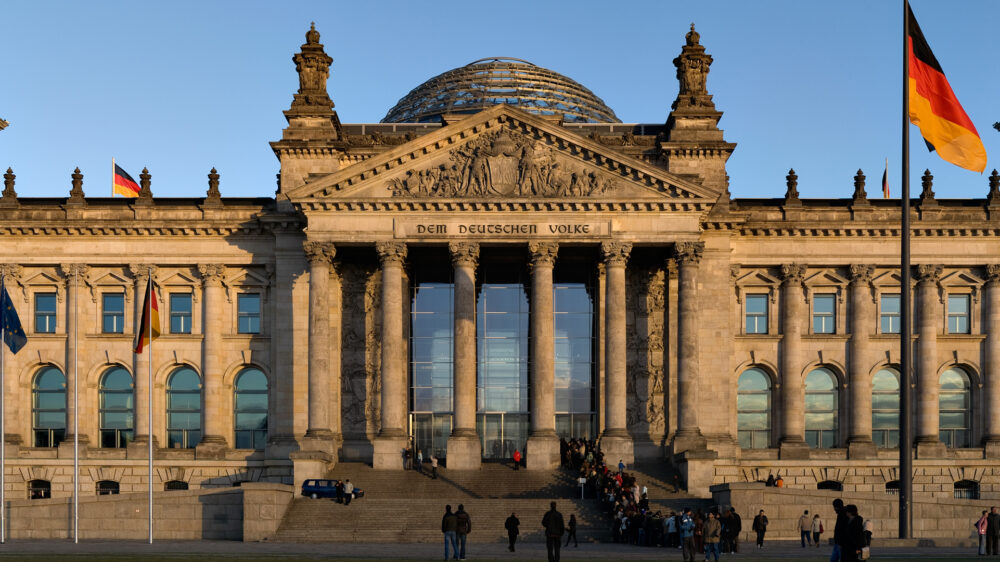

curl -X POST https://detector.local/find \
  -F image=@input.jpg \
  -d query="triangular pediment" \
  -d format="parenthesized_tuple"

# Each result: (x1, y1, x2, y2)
(940, 270, 984, 288)
(285, 105, 717, 205)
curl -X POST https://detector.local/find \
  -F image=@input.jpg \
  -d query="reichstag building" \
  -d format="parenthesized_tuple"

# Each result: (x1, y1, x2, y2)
(1, 23, 999, 499)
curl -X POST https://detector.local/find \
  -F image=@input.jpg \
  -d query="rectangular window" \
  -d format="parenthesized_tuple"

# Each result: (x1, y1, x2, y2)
(813, 294, 836, 334)
(947, 294, 970, 334)
(170, 293, 192, 334)
(880, 294, 901, 334)
(102, 293, 125, 334)
(745, 294, 768, 334)
(237, 293, 260, 334)
(34, 293, 57, 333)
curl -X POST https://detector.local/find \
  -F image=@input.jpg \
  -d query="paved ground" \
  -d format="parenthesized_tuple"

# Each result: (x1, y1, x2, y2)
(0, 540, 985, 560)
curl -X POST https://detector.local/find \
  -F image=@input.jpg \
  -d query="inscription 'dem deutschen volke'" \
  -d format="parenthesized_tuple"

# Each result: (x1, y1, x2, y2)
(394, 220, 611, 239)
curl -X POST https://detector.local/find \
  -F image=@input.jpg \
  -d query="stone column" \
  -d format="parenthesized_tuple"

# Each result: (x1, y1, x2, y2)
(915, 264, 947, 457)
(672, 241, 707, 454)
(59, 263, 90, 457)
(447, 242, 481, 470)
(984, 265, 1000, 457)
(196, 263, 227, 458)
(778, 263, 809, 458)
(302, 241, 336, 454)
(0, 264, 23, 451)
(601, 241, 633, 465)
(846, 264, 877, 458)
(127, 264, 158, 457)
(526, 242, 559, 469)
(373, 241, 407, 469)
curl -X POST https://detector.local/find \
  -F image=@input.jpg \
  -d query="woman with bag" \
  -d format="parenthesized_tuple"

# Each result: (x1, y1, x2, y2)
(811, 513, 823, 548)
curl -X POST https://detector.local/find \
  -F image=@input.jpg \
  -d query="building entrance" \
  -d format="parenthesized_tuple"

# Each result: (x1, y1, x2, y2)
(410, 413, 451, 461)
(477, 412, 528, 461)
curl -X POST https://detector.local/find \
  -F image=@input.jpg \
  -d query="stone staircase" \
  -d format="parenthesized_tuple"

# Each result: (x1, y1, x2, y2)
(273, 461, 714, 543)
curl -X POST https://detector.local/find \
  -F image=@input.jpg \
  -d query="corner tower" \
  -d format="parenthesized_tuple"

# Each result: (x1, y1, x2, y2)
(659, 25, 736, 194)
(271, 23, 345, 198)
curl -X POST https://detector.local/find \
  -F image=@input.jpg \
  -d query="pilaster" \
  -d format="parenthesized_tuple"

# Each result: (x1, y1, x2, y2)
(985, 265, 1000, 457)
(127, 263, 159, 458)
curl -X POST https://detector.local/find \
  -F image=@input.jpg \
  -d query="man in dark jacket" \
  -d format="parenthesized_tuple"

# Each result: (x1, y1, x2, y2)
(542, 501, 565, 562)
(456, 504, 472, 560)
(751, 510, 768, 548)
(505, 512, 520, 552)
(988, 506, 1000, 555)
(832, 498, 848, 561)
(442, 505, 459, 561)
(728, 507, 742, 553)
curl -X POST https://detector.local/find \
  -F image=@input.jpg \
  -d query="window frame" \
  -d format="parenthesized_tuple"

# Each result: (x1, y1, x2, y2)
(236, 293, 261, 335)
(736, 368, 772, 449)
(939, 367, 972, 448)
(166, 367, 202, 449)
(98, 367, 134, 449)
(804, 368, 839, 449)
(811, 293, 837, 335)
(169, 292, 193, 334)
(101, 292, 126, 334)
(946, 294, 971, 334)
(744, 294, 769, 335)
(871, 368, 901, 449)
(31, 366, 66, 448)
(234, 368, 268, 450)
(879, 293, 901, 335)
(33, 292, 57, 334)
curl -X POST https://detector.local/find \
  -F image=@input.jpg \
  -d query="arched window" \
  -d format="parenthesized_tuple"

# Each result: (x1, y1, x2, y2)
(954, 480, 980, 500)
(872, 368, 900, 448)
(885, 480, 900, 495)
(805, 368, 839, 448)
(167, 367, 202, 449)
(817, 480, 843, 491)
(32, 366, 66, 448)
(164, 480, 189, 491)
(96, 480, 120, 495)
(737, 368, 771, 449)
(99, 367, 134, 448)
(28, 479, 51, 499)
(939, 367, 971, 448)
(234, 368, 268, 450)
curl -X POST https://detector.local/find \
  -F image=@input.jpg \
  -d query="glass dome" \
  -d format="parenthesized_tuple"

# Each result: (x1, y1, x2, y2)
(382, 57, 620, 124)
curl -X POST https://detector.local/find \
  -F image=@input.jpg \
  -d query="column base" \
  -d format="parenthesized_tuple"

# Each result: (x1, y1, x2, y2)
(446, 434, 482, 470)
(526, 433, 559, 470)
(847, 438, 878, 460)
(670, 429, 708, 456)
(266, 433, 300, 460)
(3, 433, 21, 458)
(372, 435, 408, 470)
(301, 429, 337, 457)
(676, 449, 719, 497)
(57, 435, 89, 459)
(778, 438, 811, 460)
(126, 435, 160, 459)
(600, 431, 634, 466)
(289, 449, 333, 490)
(914, 438, 948, 459)
(195, 435, 229, 460)
(984, 436, 1000, 459)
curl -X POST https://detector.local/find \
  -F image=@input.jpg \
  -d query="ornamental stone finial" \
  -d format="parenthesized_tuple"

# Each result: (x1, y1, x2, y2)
(672, 22, 714, 110)
(448, 242, 480, 268)
(0, 167, 16, 208)
(527, 242, 558, 267)
(987, 169, 1000, 206)
(919, 169, 936, 206)
(291, 23, 335, 112)
(67, 167, 86, 206)
(852, 169, 868, 204)
(673, 241, 704, 265)
(780, 263, 806, 285)
(784, 168, 801, 206)
(600, 241, 632, 266)
(302, 241, 336, 266)
(205, 167, 222, 205)
(375, 241, 407, 265)
(136, 167, 154, 205)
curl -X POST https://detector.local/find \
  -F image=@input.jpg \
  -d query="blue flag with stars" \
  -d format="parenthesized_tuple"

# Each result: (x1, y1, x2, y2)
(1, 279, 27, 354)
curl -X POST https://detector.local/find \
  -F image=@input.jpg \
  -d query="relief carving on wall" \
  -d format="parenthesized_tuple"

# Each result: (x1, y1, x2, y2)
(340, 263, 381, 441)
(626, 264, 666, 440)
(387, 128, 615, 198)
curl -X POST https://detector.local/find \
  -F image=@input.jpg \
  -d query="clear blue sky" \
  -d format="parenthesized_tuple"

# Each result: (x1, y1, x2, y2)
(2, 0, 997, 199)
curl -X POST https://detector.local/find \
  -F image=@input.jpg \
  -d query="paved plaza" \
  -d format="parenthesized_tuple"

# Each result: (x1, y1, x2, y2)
(0, 539, 983, 560)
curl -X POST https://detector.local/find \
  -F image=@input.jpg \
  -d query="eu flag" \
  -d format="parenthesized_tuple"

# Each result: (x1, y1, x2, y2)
(1, 280, 27, 354)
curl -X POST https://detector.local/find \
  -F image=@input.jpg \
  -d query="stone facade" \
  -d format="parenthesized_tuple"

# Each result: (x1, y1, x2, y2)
(1, 24, 1000, 503)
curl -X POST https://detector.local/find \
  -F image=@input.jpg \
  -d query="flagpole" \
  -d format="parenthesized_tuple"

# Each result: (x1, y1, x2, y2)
(73, 270, 79, 544)
(899, 0, 914, 540)
(111, 158, 115, 198)
(147, 268, 153, 545)
(1, 279, 6, 545)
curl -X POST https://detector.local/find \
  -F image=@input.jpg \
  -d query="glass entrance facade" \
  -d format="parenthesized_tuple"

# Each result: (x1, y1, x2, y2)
(554, 262, 597, 439)
(409, 258, 454, 460)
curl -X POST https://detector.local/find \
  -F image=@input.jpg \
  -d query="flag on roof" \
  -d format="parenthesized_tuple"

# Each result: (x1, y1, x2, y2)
(113, 164, 141, 197)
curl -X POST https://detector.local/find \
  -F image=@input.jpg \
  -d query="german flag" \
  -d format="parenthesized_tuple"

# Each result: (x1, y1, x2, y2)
(134, 278, 160, 354)
(113, 164, 141, 197)
(907, 5, 986, 172)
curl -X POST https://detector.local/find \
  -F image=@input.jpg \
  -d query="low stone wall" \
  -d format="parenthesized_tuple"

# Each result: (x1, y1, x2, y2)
(712, 482, 992, 542)
(241, 482, 295, 541)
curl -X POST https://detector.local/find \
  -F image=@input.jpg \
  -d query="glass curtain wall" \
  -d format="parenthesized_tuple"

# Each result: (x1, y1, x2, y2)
(553, 261, 596, 439)
(409, 255, 454, 460)
(477, 260, 529, 460)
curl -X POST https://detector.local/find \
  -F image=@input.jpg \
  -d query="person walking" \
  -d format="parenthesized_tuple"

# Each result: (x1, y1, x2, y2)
(703, 511, 721, 562)
(513, 449, 521, 471)
(431, 454, 439, 479)
(728, 507, 742, 553)
(442, 505, 459, 561)
(811, 513, 823, 548)
(832, 498, 848, 562)
(976, 510, 989, 555)
(343, 479, 354, 506)
(618, 459, 625, 473)
(455, 503, 472, 560)
(842, 504, 867, 562)
(988, 506, 1000, 556)
(564, 514, 578, 547)
(679, 508, 696, 562)
(416, 449, 424, 474)
(798, 510, 812, 547)
(505, 512, 520, 552)
(751, 509, 768, 549)
(542, 501, 565, 562)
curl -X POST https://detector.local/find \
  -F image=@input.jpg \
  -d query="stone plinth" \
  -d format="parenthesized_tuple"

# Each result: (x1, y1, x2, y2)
(601, 433, 634, 466)
(445, 434, 482, 470)
(677, 449, 718, 497)
(372, 436, 407, 470)
(289, 449, 332, 490)
(526, 435, 559, 470)
(847, 439, 878, 460)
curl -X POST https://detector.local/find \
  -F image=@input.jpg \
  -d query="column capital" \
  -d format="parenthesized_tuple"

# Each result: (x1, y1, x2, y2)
(198, 264, 226, 287)
(914, 264, 943, 284)
(601, 241, 632, 266)
(673, 241, 704, 266)
(780, 263, 806, 286)
(375, 241, 407, 265)
(986, 264, 1000, 285)
(528, 241, 558, 267)
(848, 264, 875, 286)
(128, 263, 159, 283)
(59, 263, 90, 283)
(303, 240, 337, 267)
(448, 241, 480, 269)
(0, 263, 22, 284)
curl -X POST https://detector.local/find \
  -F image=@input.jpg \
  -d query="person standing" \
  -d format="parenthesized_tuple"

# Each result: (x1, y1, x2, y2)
(832, 498, 848, 562)
(431, 454, 439, 479)
(442, 505, 459, 561)
(513, 449, 521, 471)
(703, 511, 721, 562)
(798, 510, 812, 547)
(842, 504, 866, 562)
(728, 507, 742, 553)
(987, 506, 1000, 556)
(679, 508, 696, 562)
(618, 459, 625, 473)
(812, 513, 823, 548)
(673, 473, 680, 493)
(455, 504, 472, 560)
(564, 514, 578, 547)
(542, 501, 565, 562)
(765, 473, 775, 487)
(775, 474, 784, 488)
(416, 449, 424, 474)
(343, 479, 354, 506)
(751, 509, 768, 549)
(976, 510, 989, 556)
(505, 512, 520, 552)
(335, 479, 344, 504)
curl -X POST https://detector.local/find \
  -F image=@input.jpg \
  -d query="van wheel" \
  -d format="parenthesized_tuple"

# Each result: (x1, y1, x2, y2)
(311, 493, 318, 499)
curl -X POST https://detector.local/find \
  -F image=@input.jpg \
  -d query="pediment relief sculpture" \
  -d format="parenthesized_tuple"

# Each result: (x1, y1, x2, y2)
(386, 128, 615, 199)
